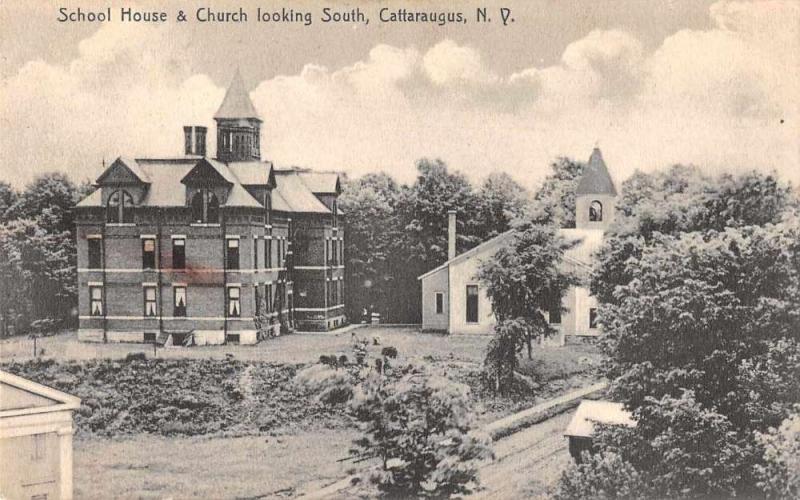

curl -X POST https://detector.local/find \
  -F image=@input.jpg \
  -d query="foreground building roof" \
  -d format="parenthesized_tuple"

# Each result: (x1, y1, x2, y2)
(564, 400, 635, 438)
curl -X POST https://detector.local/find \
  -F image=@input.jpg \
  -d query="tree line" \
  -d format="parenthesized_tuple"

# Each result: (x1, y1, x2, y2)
(0, 174, 92, 336)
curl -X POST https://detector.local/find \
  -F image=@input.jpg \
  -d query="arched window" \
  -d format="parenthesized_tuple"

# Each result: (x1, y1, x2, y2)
(107, 190, 134, 223)
(190, 190, 220, 223)
(589, 200, 603, 222)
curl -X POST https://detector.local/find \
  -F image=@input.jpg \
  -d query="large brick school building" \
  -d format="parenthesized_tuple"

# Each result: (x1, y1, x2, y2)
(73, 71, 345, 345)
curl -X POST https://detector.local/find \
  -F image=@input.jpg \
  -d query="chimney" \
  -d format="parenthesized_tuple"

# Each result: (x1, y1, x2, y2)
(448, 209, 457, 260)
(183, 126, 207, 156)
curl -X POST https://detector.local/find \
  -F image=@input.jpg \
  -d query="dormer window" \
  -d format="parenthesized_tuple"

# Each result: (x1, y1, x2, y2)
(107, 190, 134, 223)
(190, 190, 220, 223)
(589, 200, 603, 222)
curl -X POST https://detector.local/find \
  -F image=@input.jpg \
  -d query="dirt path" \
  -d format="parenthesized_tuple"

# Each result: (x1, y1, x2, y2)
(469, 411, 575, 499)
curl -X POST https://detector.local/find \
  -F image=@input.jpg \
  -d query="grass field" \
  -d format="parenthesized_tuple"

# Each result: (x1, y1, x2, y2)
(2, 327, 604, 498)
(74, 427, 357, 499)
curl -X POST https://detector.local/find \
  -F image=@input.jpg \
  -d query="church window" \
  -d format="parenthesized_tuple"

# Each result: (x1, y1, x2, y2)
(549, 300, 562, 324)
(107, 190, 134, 223)
(435, 292, 444, 314)
(589, 200, 603, 222)
(466, 285, 479, 323)
(589, 308, 599, 329)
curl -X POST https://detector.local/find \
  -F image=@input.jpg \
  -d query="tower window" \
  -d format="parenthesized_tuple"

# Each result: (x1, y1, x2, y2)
(107, 190, 134, 223)
(190, 190, 220, 223)
(589, 200, 603, 222)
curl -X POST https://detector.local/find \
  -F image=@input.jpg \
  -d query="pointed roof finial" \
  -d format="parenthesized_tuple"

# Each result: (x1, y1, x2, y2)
(576, 146, 617, 196)
(214, 68, 261, 121)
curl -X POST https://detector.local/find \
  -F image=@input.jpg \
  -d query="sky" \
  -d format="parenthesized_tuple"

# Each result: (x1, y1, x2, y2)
(0, 0, 797, 190)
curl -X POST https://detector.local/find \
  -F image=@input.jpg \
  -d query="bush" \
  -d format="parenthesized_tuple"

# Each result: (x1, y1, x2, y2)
(294, 364, 354, 405)
(755, 407, 800, 499)
(124, 352, 147, 362)
(380, 346, 398, 359)
(554, 451, 648, 500)
(349, 366, 493, 497)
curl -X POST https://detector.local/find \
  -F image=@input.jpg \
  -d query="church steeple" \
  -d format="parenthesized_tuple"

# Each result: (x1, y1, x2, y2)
(214, 70, 262, 162)
(575, 147, 617, 230)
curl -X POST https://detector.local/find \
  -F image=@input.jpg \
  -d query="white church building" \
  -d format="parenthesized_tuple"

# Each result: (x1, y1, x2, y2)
(418, 147, 617, 344)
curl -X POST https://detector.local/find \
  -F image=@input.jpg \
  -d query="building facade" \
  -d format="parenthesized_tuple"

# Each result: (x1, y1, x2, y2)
(0, 370, 81, 500)
(74, 71, 345, 345)
(419, 147, 617, 344)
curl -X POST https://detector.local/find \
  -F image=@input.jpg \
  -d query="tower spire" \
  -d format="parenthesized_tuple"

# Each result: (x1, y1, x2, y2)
(214, 69, 262, 162)
(214, 69, 261, 121)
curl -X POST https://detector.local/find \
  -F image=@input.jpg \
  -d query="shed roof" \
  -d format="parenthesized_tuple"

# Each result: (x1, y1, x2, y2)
(576, 148, 617, 196)
(564, 400, 635, 438)
(0, 370, 81, 418)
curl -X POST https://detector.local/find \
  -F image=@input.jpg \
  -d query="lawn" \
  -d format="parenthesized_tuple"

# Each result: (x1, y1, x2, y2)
(74, 427, 357, 499)
(1, 326, 604, 498)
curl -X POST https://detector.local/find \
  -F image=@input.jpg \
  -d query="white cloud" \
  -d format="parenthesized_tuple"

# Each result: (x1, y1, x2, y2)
(0, 0, 797, 191)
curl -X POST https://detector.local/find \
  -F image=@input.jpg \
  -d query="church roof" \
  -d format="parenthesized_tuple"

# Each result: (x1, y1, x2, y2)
(214, 69, 261, 121)
(576, 148, 617, 196)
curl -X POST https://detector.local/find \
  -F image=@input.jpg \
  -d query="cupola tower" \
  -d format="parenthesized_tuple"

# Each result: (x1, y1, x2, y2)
(575, 147, 617, 230)
(214, 70, 262, 162)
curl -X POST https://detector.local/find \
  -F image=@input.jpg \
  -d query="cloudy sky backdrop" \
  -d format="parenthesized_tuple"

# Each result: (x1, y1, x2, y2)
(0, 0, 797, 189)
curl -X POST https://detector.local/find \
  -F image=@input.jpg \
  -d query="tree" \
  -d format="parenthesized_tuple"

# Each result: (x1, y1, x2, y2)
(755, 407, 800, 499)
(478, 221, 580, 383)
(340, 173, 402, 322)
(0, 173, 90, 334)
(529, 157, 585, 228)
(0, 181, 18, 223)
(562, 169, 800, 498)
(474, 172, 531, 240)
(349, 366, 493, 497)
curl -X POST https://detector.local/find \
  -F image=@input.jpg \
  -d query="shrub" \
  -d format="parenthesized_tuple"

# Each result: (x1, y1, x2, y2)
(349, 366, 493, 497)
(124, 352, 147, 362)
(554, 451, 648, 500)
(294, 364, 354, 405)
(381, 346, 398, 359)
(755, 407, 800, 499)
